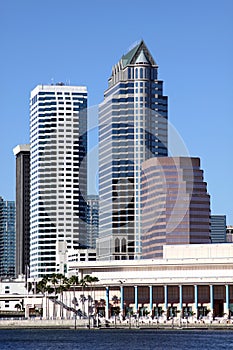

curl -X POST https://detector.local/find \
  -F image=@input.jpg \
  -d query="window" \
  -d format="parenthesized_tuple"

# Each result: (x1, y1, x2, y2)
(140, 68, 143, 79)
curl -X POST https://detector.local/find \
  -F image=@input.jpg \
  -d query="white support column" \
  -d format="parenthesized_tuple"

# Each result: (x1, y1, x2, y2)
(105, 286, 109, 320)
(224, 284, 230, 316)
(134, 286, 138, 313)
(164, 285, 168, 311)
(120, 285, 124, 316)
(149, 286, 153, 314)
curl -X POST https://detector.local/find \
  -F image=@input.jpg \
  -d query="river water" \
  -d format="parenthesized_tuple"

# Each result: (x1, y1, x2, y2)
(1, 329, 233, 349)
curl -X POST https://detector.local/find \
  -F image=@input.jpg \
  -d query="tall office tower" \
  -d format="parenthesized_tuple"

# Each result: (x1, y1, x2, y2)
(0, 197, 16, 277)
(97, 41, 168, 260)
(141, 157, 211, 259)
(86, 195, 99, 248)
(30, 84, 87, 278)
(210, 215, 226, 243)
(13, 144, 30, 277)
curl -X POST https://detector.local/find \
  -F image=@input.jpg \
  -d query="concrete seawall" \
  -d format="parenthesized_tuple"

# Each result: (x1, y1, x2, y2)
(1, 318, 233, 330)
(0, 319, 88, 329)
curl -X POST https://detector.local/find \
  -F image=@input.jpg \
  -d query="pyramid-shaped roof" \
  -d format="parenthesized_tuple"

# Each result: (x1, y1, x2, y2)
(135, 49, 149, 64)
(121, 40, 157, 68)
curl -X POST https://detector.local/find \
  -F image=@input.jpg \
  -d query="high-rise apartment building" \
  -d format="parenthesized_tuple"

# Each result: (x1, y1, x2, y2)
(13, 144, 30, 277)
(141, 157, 211, 258)
(86, 195, 99, 248)
(30, 84, 87, 278)
(97, 41, 168, 260)
(210, 215, 226, 243)
(0, 197, 16, 277)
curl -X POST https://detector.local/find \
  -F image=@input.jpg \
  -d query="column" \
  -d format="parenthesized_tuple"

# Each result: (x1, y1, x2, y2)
(210, 285, 214, 312)
(179, 285, 183, 311)
(194, 285, 198, 317)
(105, 287, 109, 320)
(120, 285, 124, 315)
(225, 284, 230, 316)
(164, 285, 168, 311)
(134, 286, 138, 313)
(149, 286, 153, 314)
(25, 305, 30, 319)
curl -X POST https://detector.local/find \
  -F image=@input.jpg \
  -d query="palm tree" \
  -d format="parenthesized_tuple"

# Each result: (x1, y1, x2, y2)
(97, 298, 106, 317)
(69, 275, 79, 311)
(50, 273, 58, 294)
(79, 294, 87, 315)
(15, 303, 21, 311)
(79, 275, 99, 319)
(36, 276, 50, 295)
(112, 295, 120, 327)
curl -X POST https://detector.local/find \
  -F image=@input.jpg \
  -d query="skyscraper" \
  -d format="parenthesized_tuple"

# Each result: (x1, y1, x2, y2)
(97, 41, 168, 260)
(30, 84, 87, 278)
(0, 197, 16, 277)
(141, 157, 211, 258)
(86, 195, 99, 248)
(13, 144, 30, 277)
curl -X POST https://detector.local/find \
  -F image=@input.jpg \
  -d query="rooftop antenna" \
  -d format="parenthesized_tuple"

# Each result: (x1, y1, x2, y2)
(51, 78, 54, 85)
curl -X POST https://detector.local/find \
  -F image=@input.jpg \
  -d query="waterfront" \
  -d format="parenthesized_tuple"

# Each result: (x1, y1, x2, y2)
(1, 329, 233, 350)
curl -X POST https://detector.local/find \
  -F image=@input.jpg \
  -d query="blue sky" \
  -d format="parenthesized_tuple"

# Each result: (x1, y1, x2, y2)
(0, 0, 232, 223)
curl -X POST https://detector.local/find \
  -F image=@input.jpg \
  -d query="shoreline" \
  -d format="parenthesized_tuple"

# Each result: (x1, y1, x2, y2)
(1, 319, 233, 331)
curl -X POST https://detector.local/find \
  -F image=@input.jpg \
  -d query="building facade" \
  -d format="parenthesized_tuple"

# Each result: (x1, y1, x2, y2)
(97, 40, 168, 260)
(0, 198, 16, 278)
(13, 144, 30, 277)
(86, 195, 99, 248)
(210, 215, 226, 243)
(30, 84, 87, 278)
(141, 157, 211, 258)
(68, 244, 233, 320)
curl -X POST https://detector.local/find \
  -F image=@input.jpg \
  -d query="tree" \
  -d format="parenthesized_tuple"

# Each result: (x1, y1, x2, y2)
(15, 303, 21, 311)
(112, 295, 120, 327)
(79, 294, 87, 315)
(36, 276, 50, 295)
(69, 275, 79, 309)
(79, 275, 99, 319)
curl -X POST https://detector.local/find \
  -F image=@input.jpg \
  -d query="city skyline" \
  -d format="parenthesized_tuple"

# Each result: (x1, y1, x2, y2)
(0, 0, 232, 224)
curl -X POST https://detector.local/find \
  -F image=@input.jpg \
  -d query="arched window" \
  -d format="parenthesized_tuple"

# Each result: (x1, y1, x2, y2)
(140, 68, 143, 79)
(135, 68, 138, 79)
(115, 238, 120, 253)
(121, 238, 127, 253)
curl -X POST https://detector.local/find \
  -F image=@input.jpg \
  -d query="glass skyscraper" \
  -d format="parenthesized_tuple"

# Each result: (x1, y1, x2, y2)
(97, 41, 168, 260)
(30, 84, 87, 278)
(0, 197, 16, 278)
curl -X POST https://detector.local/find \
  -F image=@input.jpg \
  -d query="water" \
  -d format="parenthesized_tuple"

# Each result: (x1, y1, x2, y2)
(1, 329, 233, 350)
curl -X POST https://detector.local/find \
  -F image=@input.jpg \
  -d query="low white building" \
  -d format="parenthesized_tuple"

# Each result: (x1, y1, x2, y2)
(0, 276, 26, 312)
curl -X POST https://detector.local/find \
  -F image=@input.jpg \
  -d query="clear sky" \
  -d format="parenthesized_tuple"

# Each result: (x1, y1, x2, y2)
(0, 0, 232, 223)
